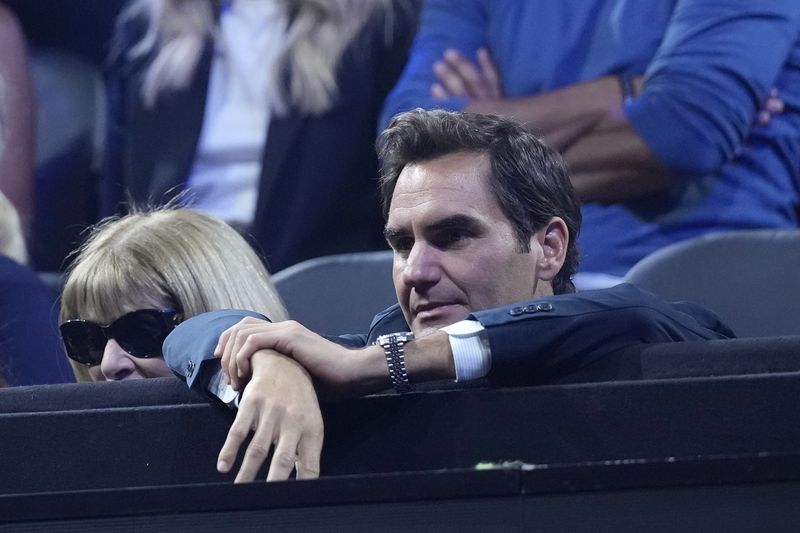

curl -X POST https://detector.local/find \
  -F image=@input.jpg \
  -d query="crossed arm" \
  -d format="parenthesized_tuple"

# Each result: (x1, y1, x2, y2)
(428, 48, 781, 203)
(382, 0, 795, 203)
(433, 48, 673, 202)
(177, 285, 733, 482)
(212, 318, 455, 483)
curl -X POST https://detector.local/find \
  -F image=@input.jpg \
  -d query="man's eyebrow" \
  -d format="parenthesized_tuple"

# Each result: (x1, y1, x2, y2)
(428, 214, 484, 233)
(384, 214, 483, 240)
(383, 226, 408, 241)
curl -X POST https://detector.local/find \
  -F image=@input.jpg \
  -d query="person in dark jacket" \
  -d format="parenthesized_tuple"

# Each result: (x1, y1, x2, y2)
(164, 110, 734, 483)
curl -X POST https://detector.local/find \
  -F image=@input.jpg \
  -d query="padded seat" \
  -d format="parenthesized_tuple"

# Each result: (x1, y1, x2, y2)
(624, 230, 800, 337)
(272, 251, 396, 335)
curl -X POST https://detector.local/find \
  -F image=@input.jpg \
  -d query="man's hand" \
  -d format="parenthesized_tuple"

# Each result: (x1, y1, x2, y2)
(216, 317, 459, 397)
(757, 89, 784, 125)
(431, 47, 503, 100)
(217, 349, 323, 483)
(215, 317, 387, 396)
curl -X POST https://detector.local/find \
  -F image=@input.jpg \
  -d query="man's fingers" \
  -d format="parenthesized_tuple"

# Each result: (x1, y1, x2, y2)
(223, 327, 242, 390)
(433, 59, 468, 97)
(476, 47, 502, 98)
(757, 89, 783, 125)
(235, 419, 277, 483)
(214, 327, 231, 358)
(218, 407, 255, 474)
(234, 328, 286, 381)
(433, 48, 500, 99)
(443, 48, 490, 98)
(765, 96, 784, 114)
(215, 351, 324, 485)
(266, 430, 302, 482)
(295, 429, 323, 480)
(234, 333, 265, 381)
(430, 82, 449, 99)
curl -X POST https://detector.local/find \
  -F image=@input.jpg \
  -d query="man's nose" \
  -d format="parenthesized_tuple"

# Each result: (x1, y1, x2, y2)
(401, 242, 441, 289)
(99, 339, 136, 381)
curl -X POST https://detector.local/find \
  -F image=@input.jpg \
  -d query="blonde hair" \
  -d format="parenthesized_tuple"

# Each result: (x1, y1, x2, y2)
(60, 208, 288, 380)
(119, 0, 388, 114)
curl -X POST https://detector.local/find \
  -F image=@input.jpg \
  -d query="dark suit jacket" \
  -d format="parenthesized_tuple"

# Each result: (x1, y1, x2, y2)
(163, 284, 734, 392)
(0, 257, 75, 386)
(102, 2, 419, 272)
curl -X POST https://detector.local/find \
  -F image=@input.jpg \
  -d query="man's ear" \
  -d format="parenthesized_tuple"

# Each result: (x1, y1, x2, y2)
(532, 217, 568, 282)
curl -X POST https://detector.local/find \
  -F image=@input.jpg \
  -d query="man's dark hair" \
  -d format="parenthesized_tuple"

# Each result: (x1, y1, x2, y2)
(377, 109, 582, 294)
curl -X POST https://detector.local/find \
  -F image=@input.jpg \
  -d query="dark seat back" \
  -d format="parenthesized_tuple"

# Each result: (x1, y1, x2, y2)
(624, 229, 800, 337)
(272, 251, 396, 335)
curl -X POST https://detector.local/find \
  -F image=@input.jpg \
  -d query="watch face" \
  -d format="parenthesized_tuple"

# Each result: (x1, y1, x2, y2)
(377, 332, 414, 346)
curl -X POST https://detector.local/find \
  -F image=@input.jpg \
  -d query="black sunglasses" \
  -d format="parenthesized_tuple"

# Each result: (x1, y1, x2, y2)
(60, 309, 180, 366)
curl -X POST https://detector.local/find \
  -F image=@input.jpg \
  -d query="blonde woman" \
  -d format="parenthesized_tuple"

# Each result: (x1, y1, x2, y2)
(102, 0, 419, 272)
(60, 208, 288, 382)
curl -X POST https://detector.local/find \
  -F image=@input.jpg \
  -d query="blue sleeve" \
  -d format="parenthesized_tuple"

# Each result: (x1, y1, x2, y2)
(162, 309, 266, 388)
(0, 257, 75, 386)
(378, 0, 486, 130)
(626, 0, 800, 176)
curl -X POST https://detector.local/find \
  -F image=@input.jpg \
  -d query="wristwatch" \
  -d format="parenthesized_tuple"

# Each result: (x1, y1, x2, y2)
(375, 332, 414, 394)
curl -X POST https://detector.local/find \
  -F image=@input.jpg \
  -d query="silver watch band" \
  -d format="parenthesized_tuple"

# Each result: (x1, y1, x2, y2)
(375, 332, 414, 394)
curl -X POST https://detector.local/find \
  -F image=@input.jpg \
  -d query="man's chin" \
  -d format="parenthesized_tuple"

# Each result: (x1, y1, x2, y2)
(411, 305, 469, 337)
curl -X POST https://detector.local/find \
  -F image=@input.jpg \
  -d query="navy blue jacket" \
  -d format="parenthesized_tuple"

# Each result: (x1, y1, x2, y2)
(163, 284, 733, 391)
(0, 257, 75, 386)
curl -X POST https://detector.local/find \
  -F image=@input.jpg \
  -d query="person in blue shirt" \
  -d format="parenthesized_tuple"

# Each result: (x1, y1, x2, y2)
(379, 0, 800, 283)
(0, 255, 76, 386)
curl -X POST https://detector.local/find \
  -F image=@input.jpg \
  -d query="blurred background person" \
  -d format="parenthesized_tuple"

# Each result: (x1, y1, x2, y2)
(0, 3, 34, 235)
(1, 17, 73, 385)
(1, 190, 75, 387)
(3, 0, 124, 272)
(381, 0, 800, 287)
(60, 207, 288, 382)
(0, 142, 73, 385)
(102, 0, 419, 273)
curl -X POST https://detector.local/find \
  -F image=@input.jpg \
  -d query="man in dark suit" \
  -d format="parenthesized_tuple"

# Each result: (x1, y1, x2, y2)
(164, 109, 732, 484)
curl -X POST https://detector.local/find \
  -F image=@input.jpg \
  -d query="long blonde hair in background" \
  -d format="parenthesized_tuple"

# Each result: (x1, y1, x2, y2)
(61, 207, 289, 380)
(118, 0, 389, 114)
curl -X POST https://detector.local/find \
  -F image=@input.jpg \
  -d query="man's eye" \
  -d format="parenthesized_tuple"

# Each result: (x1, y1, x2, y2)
(392, 237, 414, 253)
(437, 230, 468, 247)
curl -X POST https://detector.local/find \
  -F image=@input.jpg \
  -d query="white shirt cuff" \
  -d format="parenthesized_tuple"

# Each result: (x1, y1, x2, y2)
(441, 320, 491, 381)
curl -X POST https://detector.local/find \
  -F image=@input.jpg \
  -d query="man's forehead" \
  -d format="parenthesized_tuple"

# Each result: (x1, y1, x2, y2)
(387, 152, 495, 221)
(396, 151, 489, 188)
